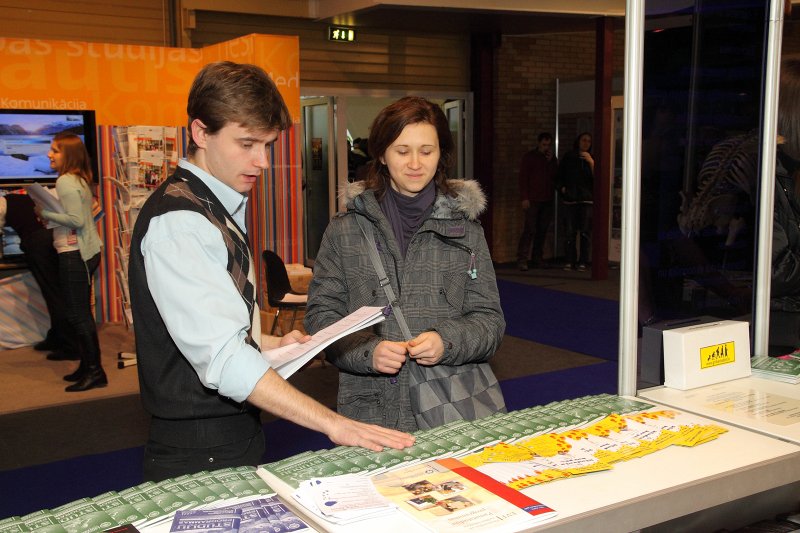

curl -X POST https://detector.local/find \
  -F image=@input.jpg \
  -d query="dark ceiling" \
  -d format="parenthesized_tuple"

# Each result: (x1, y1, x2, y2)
(319, 5, 623, 36)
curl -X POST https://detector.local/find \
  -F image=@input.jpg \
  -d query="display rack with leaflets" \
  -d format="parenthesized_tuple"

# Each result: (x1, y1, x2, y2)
(105, 126, 178, 368)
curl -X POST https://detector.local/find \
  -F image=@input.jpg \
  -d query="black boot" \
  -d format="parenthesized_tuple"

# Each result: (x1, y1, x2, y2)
(63, 363, 85, 382)
(65, 366, 107, 392)
(65, 329, 106, 392)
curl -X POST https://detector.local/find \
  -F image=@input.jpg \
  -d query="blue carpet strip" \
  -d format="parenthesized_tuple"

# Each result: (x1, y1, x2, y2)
(497, 279, 619, 361)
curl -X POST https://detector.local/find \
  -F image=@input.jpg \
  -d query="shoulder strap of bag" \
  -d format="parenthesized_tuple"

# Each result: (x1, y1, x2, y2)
(355, 214, 413, 340)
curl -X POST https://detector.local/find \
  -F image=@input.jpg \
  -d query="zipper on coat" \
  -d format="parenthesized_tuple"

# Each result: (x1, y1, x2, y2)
(433, 233, 477, 279)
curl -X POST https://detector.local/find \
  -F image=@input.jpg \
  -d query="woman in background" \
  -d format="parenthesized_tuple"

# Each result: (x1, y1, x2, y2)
(305, 96, 506, 432)
(556, 132, 594, 271)
(38, 132, 105, 391)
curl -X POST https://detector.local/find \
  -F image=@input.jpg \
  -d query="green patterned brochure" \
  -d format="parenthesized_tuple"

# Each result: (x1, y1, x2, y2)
(327, 445, 377, 460)
(469, 418, 512, 441)
(117, 487, 164, 521)
(233, 468, 274, 495)
(174, 478, 222, 505)
(140, 483, 188, 513)
(211, 470, 258, 498)
(433, 420, 487, 452)
(91, 491, 145, 526)
(398, 441, 437, 463)
(20, 510, 67, 533)
(345, 453, 384, 473)
(259, 453, 328, 489)
(369, 448, 406, 469)
(509, 414, 552, 437)
(158, 480, 201, 510)
(309, 448, 349, 467)
(189, 471, 234, 500)
(411, 438, 452, 458)
(306, 458, 362, 478)
(50, 499, 115, 533)
(536, 410, 583, 428)
(0, 516, 29, 533)
(751, 355, 800, 383)
(494, 419, 532, 440)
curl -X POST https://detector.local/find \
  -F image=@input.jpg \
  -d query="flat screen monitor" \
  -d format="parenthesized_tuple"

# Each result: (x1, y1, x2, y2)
(0, 109, 98, 187)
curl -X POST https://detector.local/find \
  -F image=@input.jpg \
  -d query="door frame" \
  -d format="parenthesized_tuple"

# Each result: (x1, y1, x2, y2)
(300, 96, 336, 266)
(301, 87, 474, 214)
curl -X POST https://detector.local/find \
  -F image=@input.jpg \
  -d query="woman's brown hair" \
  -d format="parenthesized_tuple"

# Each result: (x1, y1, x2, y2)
(363, 96, 455, 199)
(52, 132, 93, 186)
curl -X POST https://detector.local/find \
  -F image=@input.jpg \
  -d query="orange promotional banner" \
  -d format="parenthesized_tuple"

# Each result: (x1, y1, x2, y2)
(0, 34, 300, 126)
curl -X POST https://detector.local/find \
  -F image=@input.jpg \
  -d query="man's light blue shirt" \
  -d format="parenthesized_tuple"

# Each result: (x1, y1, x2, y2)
(140, 159, 270, 403)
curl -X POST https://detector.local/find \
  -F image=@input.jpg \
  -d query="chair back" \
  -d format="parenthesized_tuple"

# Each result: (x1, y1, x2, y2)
(262, 250, 293, 306)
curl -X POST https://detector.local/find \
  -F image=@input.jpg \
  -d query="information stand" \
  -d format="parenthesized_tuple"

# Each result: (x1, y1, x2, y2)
(258, 400, 800, 533)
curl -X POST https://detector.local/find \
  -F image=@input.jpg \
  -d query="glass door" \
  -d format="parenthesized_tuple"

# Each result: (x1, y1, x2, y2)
(301, 97, 335, 266)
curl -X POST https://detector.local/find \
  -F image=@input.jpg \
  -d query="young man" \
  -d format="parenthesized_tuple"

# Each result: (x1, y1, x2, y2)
(129, 61, 414, 482)
(516, 132, 558, 270)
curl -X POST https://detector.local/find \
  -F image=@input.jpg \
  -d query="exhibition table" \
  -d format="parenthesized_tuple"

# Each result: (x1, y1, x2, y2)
(9, 394, 800, 532)
(258, 399, 800, 533)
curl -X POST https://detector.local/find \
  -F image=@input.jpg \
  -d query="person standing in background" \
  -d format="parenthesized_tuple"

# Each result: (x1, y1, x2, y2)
(37, 132, 106, 391)
(556, 132, 594, 271)
(516, 132, 558, 270)
(0, 193, 75, 356)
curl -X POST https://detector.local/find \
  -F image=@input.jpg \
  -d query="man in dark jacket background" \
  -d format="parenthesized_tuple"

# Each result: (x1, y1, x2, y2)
(516, 132, 558, 270)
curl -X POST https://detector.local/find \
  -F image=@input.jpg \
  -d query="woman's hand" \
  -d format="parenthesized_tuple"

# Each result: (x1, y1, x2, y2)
(279, 330, 311, 346)
(373, 340, 408, 374)
(408, 331, 444, 366)
(580, 151, 595, 170)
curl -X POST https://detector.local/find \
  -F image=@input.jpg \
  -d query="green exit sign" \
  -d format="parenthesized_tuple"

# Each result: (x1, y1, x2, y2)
(328, 26, 356, 42)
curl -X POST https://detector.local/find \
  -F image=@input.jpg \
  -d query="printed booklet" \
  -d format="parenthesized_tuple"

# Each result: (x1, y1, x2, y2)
(371, 458, 556, 533)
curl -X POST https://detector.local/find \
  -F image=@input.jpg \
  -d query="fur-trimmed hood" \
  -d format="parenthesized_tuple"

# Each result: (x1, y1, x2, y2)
(342, 179, 487, 221)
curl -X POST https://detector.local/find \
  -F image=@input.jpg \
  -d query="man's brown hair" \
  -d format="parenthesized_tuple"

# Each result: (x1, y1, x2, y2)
(186, 61, 292, 155)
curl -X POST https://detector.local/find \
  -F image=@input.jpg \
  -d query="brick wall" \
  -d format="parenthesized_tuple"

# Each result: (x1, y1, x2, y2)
(491, 30, 625, 263)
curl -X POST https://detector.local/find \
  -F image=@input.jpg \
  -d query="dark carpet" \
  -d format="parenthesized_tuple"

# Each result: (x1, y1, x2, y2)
(498, 279, 619, 361)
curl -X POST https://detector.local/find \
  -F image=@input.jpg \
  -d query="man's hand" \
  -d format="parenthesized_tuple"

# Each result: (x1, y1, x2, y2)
(407, 331, 444, 366)
(247, 369, 415, 454)
(327, 418, 415, 452)
(373, 340, 408, 374)
(521, 199, 530, 210)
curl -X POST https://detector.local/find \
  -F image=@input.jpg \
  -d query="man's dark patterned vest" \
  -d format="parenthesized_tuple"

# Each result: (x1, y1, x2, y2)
(129, 167, 262, 447)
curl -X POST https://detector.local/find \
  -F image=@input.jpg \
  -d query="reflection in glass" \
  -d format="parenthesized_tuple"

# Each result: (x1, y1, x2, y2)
(771, 55, 800, 356)
(638, 1, 768, 385)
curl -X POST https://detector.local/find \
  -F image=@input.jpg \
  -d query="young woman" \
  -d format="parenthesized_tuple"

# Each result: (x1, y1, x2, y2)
(305, 96, 506, 431)
(556, 132, 594, 271)
(38, 132, 105, 392)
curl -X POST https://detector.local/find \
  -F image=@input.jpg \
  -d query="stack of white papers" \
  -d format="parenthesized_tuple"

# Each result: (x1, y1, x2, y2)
(263, 306, 388, 378)
(292, 474, 396, 525)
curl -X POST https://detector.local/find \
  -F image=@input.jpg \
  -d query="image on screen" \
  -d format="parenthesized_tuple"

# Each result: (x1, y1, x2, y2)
(0, 109, 97, 186)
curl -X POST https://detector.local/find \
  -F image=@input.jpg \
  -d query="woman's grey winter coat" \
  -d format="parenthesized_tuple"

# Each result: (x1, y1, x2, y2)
(304, 179, 506, 432)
